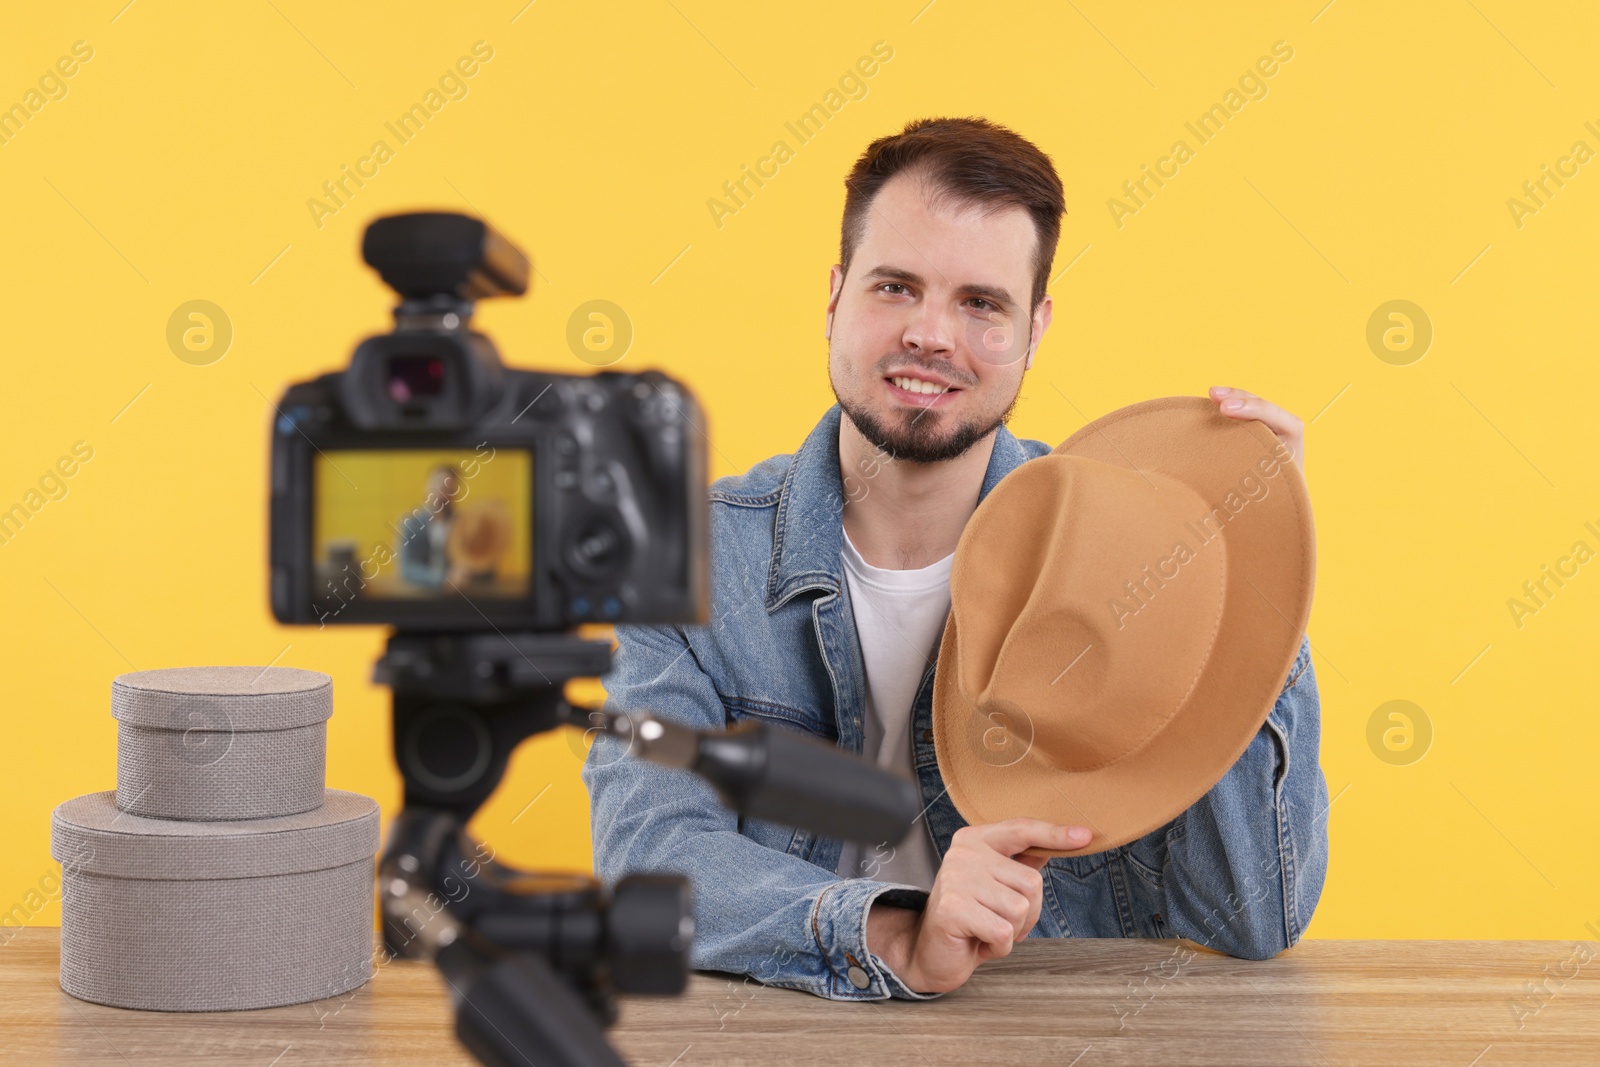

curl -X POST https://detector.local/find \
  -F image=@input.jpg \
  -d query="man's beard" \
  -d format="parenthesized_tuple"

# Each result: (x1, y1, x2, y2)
(838, 382, 1022, 464)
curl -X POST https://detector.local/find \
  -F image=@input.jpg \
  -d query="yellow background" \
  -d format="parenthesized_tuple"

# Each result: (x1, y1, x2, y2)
(2, 1, 1597, 944)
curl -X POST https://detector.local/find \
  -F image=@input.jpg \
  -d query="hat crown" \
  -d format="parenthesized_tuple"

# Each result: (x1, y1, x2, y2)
(949, 456, 1226, 774)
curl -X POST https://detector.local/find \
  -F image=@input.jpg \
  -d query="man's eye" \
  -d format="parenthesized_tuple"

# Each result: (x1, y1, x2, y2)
(968, 298, 993, 311)
(879, 283, 908, 295)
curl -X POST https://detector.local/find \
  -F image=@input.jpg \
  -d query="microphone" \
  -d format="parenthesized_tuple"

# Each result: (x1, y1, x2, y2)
(588, 709, 921, 847)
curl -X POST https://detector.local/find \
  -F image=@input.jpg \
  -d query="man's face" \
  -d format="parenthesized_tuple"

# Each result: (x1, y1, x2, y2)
(826, 170, 1052, 464)
(429, 468, 462, 506)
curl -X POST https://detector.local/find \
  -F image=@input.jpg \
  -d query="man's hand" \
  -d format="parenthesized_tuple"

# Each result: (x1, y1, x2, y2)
(1208, 386, 1306, 468)
(865, 819, 1091, 995)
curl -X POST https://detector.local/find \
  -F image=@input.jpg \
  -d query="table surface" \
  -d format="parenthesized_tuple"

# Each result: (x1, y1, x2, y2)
(3, 928, 1596, 1066)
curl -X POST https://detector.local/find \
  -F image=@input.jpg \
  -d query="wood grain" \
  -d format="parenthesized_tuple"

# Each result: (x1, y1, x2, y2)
(2, 929, 1596, 1065)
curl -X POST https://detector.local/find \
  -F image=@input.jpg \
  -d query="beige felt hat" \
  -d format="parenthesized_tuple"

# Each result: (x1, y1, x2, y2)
(931, 396, 1315, 858)
(448, 499, 514, 570)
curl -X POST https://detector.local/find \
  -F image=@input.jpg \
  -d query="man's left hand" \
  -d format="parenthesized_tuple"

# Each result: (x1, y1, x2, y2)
(1208, 386, 1305, 468)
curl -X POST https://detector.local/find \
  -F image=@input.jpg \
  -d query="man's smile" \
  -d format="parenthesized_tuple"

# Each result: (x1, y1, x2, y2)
(885, 372, 962, 407)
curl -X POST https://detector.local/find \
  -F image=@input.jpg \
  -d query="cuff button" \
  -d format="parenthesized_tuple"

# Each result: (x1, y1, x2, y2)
(847, 964, 870, 990)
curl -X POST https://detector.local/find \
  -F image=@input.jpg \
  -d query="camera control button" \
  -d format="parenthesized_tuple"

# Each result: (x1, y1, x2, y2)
(571, 596, 591, 616)
(601, 597, 620, 618)
(555, 470, 578, 490)
(528, 384, 565, 419)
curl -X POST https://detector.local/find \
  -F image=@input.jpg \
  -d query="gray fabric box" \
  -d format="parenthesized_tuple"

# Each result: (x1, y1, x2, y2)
(113, 666, 332, 821)
(51, 789, 379, 1011)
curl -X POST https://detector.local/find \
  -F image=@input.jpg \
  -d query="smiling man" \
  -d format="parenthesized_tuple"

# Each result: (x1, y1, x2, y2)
(584, 116, 1326, 1000)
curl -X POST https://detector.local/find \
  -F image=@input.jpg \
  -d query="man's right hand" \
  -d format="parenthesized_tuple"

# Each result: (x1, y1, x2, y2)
(865, 818, 1092, 994)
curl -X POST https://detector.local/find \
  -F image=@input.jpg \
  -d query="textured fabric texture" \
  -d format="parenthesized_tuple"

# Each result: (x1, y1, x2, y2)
(51, 789, 378, 880)
(116, 721, 326, 820)
(58, 859, 375, 1011)
(55, 665, 378, 1014)
(110, 666, 332, 820)
(111, 666, 332, 731)
(932, 395, 1315, 856)
(52, 789, 378, 1011)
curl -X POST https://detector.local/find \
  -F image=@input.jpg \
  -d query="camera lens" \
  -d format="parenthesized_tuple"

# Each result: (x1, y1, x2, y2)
(563, 512, 631, 583)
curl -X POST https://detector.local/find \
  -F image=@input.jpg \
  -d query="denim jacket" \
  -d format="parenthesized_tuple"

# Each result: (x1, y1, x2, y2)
(583, 402, 1329, 1002)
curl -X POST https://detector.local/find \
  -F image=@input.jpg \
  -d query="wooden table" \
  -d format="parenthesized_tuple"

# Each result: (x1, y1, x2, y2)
(3, 928, 1596, 1065)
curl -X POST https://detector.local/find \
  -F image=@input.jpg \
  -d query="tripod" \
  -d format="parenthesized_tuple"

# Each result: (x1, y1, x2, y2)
(371, 629, 919, 1067)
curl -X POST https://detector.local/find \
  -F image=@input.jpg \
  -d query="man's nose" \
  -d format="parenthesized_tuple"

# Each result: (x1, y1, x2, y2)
(901, 298, 957, 355)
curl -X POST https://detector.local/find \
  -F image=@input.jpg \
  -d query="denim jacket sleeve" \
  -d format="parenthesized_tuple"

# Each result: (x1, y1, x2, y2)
(1157, 634, 1329, 958)
(582, 620, 944, 1002)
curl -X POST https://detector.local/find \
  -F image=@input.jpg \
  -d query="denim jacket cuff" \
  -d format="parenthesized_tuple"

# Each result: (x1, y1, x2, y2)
(810, 878, 943, 1001)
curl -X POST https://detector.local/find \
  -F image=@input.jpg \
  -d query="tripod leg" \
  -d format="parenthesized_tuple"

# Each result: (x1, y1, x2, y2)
(438, 940, 629, 1067)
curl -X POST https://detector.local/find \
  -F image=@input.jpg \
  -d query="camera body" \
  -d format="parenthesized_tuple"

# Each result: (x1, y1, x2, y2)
(269, 212, 708, 632)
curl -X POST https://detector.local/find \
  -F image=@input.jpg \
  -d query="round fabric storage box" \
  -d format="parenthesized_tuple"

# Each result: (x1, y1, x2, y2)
(51, 789, 379, 1011)
(113, 666, 332, 820)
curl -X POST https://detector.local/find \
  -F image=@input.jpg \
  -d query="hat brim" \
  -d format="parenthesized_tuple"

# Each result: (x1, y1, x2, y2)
(932, 396, 1315, 858)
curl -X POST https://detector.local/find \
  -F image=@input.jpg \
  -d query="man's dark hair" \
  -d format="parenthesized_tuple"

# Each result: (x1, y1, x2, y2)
(839, 116, 1067, 313)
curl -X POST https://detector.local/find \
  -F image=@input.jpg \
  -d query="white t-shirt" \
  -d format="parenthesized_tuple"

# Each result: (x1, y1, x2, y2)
(834, 522, 953, 892)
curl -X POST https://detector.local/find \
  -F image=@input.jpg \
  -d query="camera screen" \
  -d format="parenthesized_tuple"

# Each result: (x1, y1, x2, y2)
(312, 448, 531, 601)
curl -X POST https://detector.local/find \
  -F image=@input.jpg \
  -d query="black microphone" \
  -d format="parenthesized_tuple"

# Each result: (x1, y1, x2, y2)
(591, 710, 921, 847)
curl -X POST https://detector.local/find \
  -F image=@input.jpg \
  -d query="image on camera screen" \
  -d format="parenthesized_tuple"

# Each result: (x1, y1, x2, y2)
(312, 448, 531, 600)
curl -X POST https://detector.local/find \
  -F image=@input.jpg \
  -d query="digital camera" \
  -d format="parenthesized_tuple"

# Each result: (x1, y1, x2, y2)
(269, 211, 708, 632)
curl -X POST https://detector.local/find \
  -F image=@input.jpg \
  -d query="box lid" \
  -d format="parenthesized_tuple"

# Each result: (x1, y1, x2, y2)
(51, 790, 378, 881)
(111, 666, 332, 732)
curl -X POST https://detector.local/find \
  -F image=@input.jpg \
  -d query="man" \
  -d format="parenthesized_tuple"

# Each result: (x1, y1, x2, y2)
(397, 464, 465, 589)
(583, 116, 1326, 1000)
